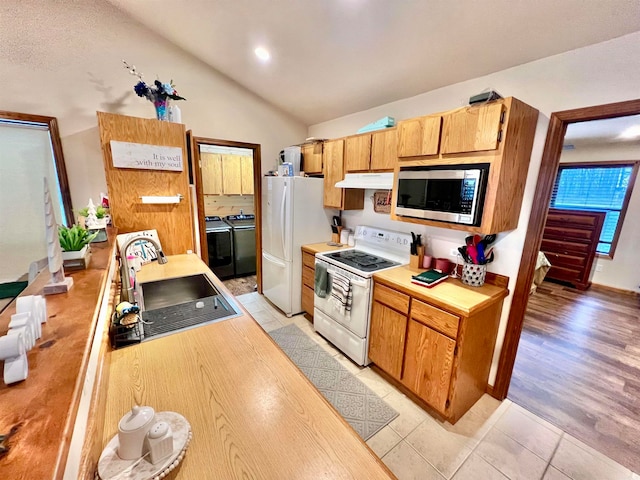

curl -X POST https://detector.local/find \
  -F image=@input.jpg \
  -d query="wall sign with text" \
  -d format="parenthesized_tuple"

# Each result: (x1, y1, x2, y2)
(110, 140, 183, 171)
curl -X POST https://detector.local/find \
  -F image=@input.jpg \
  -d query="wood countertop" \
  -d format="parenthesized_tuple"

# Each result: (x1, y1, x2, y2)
(0, 228, 117, 480)
(301, 242, 349, 255)
(101, 254, 395, 479)
(373, 265, 508, 317)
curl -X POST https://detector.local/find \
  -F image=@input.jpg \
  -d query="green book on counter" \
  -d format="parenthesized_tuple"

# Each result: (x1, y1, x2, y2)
(411, 269, 449, 288)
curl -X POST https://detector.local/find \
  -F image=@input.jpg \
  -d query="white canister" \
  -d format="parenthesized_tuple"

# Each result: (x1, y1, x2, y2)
(348, 232, 355, 247)
(117, 405, 156, 460)
(340, 228, 351, 245)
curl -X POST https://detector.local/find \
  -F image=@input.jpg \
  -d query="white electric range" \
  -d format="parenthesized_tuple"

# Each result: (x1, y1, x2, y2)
(314, 226, 412, 365)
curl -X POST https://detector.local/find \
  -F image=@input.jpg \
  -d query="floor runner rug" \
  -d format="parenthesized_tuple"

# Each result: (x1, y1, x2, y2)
(269, 323, 398, 440)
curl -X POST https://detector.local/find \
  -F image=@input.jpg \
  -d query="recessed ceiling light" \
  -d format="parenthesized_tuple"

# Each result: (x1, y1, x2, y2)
(254, 47, 271, 62)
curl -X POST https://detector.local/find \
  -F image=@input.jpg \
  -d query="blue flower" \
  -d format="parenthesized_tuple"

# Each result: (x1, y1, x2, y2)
(133, 81, 149, 97)
(162, 83, 175, 96)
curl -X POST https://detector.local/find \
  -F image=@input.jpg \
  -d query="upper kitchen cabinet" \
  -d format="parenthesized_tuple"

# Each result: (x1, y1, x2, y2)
(240, 156, 254, 194)
(301, 142, 323, 174)
(370, 128, 398, 171)
(440, 102, 504, 154)
(201, 153, 223, 195)
(344, 128, 398, 173)
(222, 154, 243, 194)
(323, 139, 365, 210)
(397, 115, 442, 158)
(344, 133, 372, 172)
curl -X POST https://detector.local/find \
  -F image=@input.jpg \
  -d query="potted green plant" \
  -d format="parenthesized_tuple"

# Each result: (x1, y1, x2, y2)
(78, 204, 110, 229)
(58, 224, 98, 261)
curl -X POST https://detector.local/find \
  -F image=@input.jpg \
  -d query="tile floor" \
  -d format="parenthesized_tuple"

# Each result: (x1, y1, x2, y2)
(236, 292, 640, 480)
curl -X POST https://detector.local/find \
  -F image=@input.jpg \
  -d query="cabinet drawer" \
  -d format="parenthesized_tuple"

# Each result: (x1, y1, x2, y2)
(542, 251, 586, 268)
(541, 238, 591, 255)
(410, 300, 459, 339)
(373, 283, 410, 314)
(301, 285, 314, 315)
(543, 226, 594, 242)
(302, 265, 315, 288)
(302, 252, 316, 269)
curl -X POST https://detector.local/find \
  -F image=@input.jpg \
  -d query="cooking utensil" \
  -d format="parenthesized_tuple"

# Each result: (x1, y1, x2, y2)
(416, 234, 422, 246)
(480, 234, 497, 249)
(465, 235, 474, 246)
(476, 243, 485, 264)
(410, 232, 417, 255)
(467, 245, 478, 264)
(458, 246, 471, 263)
(332, 216, 341, 227)
(473, 234, 482, 246)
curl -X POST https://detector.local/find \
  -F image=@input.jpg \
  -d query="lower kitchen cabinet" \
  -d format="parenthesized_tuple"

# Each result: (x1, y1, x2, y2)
(368, 301, 407, 379)
(402, 319, 455, 413)
(368, 275, 506, 423)
(301, 250, 315, 319)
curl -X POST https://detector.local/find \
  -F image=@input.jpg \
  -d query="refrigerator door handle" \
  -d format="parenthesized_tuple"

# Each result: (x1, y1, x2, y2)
(280, 183, 288, 261)
(262, 250, 286, 267)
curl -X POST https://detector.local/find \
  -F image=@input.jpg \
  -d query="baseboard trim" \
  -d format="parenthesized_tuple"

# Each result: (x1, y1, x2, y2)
(591, 283, 639, 297)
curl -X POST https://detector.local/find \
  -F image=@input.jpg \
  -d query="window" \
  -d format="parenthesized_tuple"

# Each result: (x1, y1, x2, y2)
(550, 162, 639, 256)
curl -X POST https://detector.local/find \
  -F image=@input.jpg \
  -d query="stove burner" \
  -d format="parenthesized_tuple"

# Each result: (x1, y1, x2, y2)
(324, 250, 399, 272)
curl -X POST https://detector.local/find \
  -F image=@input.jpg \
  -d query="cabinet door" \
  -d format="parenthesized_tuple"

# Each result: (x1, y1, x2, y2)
(222, 155, 242, 194)
(240, 156, 254, 195)
(370, 129, 397, 171)
(402, 319, 455, 413)
(345, 134, 372, 172)
(323, 139, 345, 209)
(440, 103, 503, 154)
(368, 301, 407, 379)
(301, 143, 323, 174)
(201, 153, 223, 195)
(397, 116, 441, 158)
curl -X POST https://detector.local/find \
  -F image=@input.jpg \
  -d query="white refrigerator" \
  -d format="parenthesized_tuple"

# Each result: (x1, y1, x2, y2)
(262, 176, 332, 316)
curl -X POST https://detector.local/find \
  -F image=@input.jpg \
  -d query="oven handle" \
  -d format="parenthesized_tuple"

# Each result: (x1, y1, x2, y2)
(317, 263, 369, 288)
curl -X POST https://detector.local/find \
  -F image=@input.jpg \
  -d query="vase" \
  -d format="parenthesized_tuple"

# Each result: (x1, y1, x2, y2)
(153, 98, 169, 121)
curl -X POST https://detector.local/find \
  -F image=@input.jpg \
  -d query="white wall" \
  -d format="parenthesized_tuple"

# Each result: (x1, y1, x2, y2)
(308, 31, 640, 384)
(0, 0, 306, 214)
(560, 144, 640, 292)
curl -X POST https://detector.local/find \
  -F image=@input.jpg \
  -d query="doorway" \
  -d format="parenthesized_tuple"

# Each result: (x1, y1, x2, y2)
(492, 99, 640, 471)
(189, 136, 262, 295)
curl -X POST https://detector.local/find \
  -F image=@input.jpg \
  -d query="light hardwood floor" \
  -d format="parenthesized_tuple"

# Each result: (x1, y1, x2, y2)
(509, 281, 640, 474)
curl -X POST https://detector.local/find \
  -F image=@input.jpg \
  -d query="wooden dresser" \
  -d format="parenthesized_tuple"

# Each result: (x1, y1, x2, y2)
(541, 208, 606, 290)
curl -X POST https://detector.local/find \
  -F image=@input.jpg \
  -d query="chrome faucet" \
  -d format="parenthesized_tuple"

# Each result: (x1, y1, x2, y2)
(119, 235, 168, 304)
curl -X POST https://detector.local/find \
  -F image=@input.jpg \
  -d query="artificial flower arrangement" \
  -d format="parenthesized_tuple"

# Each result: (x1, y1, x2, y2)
(123, 60, 185, 120)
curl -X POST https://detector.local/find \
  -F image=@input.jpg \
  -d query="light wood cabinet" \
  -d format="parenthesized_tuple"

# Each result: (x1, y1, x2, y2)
(368, 271, 507, 423)
(222, 155, 242, 194)
(397, 115, 442, 158)
(391, 97, 539, 234)
(345, 134, 372, 172)
(301, 250, 316, 318)
(368, 300, 407, 379)
(440, 102, 504, 154)
(301, 143, 323, 174)
(370, 128, 398, 171)
(402, 319, 456, 412)
(201, 152, 223, 195)
(240, 156, 254, 195)
(323, 139, 365, 210)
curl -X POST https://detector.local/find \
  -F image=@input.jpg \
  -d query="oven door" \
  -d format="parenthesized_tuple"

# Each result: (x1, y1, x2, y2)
(313, 259, 371, 338)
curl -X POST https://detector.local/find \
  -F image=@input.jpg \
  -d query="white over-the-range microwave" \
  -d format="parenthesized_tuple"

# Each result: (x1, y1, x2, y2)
(394, 164, 490, 226)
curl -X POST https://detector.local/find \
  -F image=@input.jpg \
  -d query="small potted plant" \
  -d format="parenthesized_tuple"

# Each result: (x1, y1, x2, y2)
(78, 205, 109, 228)
(58, 224, 98, 265)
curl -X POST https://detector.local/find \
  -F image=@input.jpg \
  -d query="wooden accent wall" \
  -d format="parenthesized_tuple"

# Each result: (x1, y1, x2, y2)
(97, 112, 194, 255)
(203, 194, 254, 217)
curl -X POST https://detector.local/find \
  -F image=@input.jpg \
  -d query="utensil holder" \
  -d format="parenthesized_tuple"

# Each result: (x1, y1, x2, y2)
(461, 262, 487, 287)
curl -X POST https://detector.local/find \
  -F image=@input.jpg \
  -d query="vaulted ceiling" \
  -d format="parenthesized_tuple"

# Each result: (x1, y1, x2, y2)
(108, 0, 640, 126)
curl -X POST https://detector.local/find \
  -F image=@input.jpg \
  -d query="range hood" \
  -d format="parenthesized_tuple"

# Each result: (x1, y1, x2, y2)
(334, 172, 394, 189)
